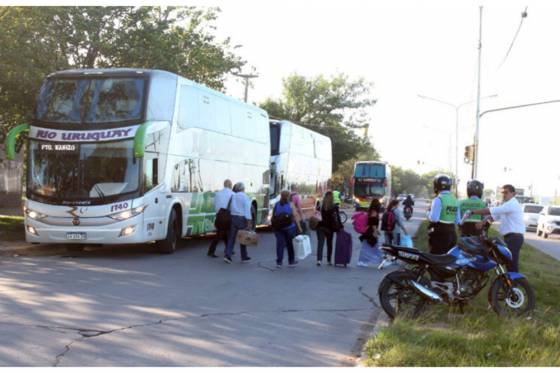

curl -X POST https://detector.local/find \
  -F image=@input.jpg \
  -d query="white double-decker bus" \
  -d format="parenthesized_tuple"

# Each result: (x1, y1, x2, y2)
(269, 120, 332, 218)
(5, 68, 270, 253)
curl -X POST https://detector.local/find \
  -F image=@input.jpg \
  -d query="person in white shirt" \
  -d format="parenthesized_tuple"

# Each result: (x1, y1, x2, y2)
(467, 184, 524, 272)
(224, 182, 253, 263)
(208, 179, 234, 258)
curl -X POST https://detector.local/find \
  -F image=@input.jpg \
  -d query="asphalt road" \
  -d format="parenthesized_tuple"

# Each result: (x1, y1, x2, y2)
(0, 201, 427, 367)
(523, 230, 560, 261)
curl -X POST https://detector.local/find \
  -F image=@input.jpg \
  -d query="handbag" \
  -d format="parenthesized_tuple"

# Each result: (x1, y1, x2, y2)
(214, 196, 232, 230)
(236, 230, 259, 246)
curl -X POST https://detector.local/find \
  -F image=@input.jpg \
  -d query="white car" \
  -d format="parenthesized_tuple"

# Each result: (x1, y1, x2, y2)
(522, 203, 544, 232)
(536, 205, 560, 239)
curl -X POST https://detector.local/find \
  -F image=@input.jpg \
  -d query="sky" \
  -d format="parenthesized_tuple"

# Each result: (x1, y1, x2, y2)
(202, 0, 560, 198)
(6, 0, 558, 198)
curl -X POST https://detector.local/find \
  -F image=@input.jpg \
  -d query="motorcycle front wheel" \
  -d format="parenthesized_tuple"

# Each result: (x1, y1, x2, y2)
(378, 270, 427, 320)
(489, 277, 535, 317)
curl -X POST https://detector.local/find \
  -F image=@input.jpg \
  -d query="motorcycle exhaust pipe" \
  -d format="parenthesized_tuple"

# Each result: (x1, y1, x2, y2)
(410, 280, 445, 303)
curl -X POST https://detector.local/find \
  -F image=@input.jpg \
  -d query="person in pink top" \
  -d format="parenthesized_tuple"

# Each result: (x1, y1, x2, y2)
(290, 185, 306, 233)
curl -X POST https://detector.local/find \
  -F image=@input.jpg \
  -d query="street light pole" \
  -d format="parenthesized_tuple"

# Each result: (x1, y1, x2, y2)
(233, 73, 259, 103)
(473, 5, 484, 179)
(417, 93, 497, 197)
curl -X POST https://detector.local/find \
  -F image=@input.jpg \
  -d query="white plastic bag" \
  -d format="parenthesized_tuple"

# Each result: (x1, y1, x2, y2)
(293, 234, 312, 260)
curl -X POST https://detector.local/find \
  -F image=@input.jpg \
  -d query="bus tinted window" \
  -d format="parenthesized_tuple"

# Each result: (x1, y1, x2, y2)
(36, 78, 145, 124)
(270, 123, 281, 156)
(354, 163, 386, 178)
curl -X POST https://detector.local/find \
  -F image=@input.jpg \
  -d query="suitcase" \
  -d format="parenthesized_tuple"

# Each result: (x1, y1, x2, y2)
(293, 234, 312, 260)
(335, 229, 353, 267)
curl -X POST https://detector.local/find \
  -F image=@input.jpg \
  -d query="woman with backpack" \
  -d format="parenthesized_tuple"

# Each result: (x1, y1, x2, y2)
(382, 199, 408, 245)
(316, 191, 343, 266)
(357, 199, 383, 266)
(272, 190, 302, 268)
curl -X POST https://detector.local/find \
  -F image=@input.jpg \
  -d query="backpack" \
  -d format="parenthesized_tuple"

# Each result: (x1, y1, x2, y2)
(214, 196, 232, 230)
(271, 202, 294, 230)
(351, 211, 368, 234)
(381, 209, 396, 232)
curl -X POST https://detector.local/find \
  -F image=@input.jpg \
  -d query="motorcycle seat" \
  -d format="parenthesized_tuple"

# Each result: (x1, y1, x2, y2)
(421, 252, 457, 265)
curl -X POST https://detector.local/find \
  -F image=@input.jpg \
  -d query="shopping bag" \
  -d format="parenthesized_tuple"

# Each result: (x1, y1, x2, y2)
(293, 234, 312, 260)
(357, 241, 382, 267)
(236, 230, 259, 246)
(400, 234, 413, 248)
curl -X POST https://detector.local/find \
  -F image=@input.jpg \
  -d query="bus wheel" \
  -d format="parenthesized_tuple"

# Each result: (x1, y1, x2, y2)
(157, 209, 179, 254)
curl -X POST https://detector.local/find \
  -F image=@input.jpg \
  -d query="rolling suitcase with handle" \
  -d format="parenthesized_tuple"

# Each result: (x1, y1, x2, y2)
(335, 229, 353, 267)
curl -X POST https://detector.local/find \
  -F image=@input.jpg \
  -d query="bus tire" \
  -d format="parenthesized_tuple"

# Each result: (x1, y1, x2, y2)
(157, 209, 180, 254)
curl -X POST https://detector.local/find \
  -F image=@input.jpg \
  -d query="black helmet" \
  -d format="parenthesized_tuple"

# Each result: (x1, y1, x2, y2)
(433, 174, 452, 193)
(467, 179, 484, 198)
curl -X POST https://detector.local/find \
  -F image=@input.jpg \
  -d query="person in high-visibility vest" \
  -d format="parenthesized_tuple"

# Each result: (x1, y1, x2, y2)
(427, 174, 460, 255)
(332, 190, 341, 206)
(459, 180, 487, 237)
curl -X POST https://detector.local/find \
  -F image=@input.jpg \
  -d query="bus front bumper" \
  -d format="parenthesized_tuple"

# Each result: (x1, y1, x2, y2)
(24, 215, 149, 245)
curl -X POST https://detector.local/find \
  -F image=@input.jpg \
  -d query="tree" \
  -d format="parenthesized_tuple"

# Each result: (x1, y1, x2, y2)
(260, 73, 379, 171)
(391, 166, 424, 197)
(0, 6, 245, 139)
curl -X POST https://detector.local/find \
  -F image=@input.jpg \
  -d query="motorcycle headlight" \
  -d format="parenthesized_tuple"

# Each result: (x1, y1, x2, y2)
(25, 208, 48, 221)
(109, 205, 147, 221)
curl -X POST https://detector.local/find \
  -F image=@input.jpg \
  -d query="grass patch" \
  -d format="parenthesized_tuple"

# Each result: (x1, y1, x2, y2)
(0, 216, 25, 242)
(364, 220, 560, 366)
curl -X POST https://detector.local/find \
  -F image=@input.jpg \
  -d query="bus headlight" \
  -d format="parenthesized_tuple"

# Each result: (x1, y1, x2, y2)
(109, 205, 147, 221)
(25, 208, 47, 221)
(119, 225, 137, 237)
(26, 225, 39, 236)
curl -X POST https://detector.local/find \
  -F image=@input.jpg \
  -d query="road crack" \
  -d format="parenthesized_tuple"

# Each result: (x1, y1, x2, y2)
(358, 286, 380, 308)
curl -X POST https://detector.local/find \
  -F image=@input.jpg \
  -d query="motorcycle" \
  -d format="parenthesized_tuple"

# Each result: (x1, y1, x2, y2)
(377, 215, 535, 319)
(403, 206, 413, 221)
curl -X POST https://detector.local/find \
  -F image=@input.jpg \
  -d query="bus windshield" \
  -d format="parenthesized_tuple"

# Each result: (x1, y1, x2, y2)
(28, 139, 140, 204)
(354, 163, 386, 178)
(36, 78, 145, 124)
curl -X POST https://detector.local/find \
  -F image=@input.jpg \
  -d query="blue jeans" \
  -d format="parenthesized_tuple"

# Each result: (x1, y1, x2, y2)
(274, 226, 296, 265)
(226, 215, 249, 259)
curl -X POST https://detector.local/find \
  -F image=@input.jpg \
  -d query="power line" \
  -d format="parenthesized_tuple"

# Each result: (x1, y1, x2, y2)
(497, 6, 528, 70)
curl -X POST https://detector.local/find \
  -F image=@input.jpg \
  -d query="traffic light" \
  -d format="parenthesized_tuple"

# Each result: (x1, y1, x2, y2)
(464, 145, 475, 164)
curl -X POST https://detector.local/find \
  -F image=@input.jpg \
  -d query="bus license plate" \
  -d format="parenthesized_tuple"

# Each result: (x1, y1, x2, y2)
(66, 232, 87, 240)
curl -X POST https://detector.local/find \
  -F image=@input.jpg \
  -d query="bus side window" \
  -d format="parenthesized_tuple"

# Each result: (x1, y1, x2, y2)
(144, 157, 158, 192)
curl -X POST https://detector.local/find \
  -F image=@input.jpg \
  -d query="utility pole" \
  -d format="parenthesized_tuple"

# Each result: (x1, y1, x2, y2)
(473, 5, 483, 179)
(233, 73, 259, 103)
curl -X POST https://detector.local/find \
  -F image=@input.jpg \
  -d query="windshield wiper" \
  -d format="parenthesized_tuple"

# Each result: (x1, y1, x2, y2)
(94, 184, 106, 199)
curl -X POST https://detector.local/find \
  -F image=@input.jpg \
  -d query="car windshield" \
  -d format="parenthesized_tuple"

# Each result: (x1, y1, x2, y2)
(36, 77, 145, 124)
(28, 139, 139, 203)
(549, 207, 560, 216)
(524, 205, 543, 213)
(354, 182, 385, 197)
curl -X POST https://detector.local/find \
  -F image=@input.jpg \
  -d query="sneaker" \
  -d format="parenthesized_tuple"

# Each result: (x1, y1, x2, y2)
(241, 257, 252, 263)
(288, 261, 299, 267)
(208, 253, 219, 258)
(276, 263, 282, 269)
(224, 256, 232, 264)
(327, 261, 333, 266)
(316, 261, 322, 267)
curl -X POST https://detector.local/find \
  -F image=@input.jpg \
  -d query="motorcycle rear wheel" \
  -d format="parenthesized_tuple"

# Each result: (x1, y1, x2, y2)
(379, 270, 427, 320)
(489, 277, 535, 317)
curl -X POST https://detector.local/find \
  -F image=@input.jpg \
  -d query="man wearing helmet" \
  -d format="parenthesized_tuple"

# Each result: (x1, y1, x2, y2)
(459, 180, 487, 236)
(427, 174, 460, 255)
